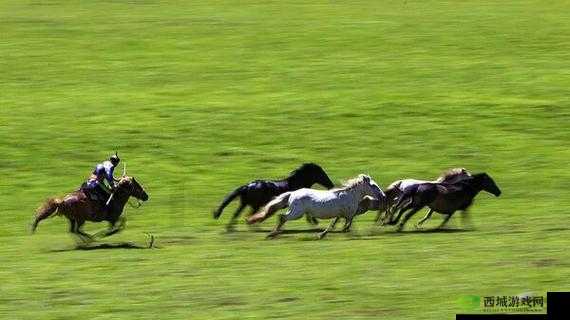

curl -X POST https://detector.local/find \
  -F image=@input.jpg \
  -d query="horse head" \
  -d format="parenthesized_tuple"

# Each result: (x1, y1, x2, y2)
(474, 173, 501, 197)
(118, 176, 150, 202)
(291, 163, 334, 189)
(363, 175, 385, 203)
(347, 174, 385, 202)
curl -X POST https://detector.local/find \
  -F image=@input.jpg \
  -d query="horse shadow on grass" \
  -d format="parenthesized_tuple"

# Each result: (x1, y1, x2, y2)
(227, 226, 475, 240)
(50, 240, 156, 252)
(399, 228, 475, 234)
(249, 227, 474, 235)
(353, 227, 475, 239)
(225, 227, 355, 241)
(250, 228, 347, 235)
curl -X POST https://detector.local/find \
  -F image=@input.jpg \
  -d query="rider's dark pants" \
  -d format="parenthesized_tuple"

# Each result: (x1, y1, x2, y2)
(81, 183, 110, 204)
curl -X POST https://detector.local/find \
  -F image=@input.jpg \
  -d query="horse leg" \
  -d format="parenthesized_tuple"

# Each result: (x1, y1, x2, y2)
(389, 193, 410, 218)
(317, 217, 339, 240)
(76, 220, 92, 239)
(460, 209, 473, 230)
(226, 202, 246, 231)
(437, 214, 453, 229)
(267, 214, 287, 239)
(306, 215, 319, 226)
(70, 219, 87, 244)
(72, 220, 93, 243)
(416, 208, 434, 229)
(245, 205, 262, 231)
(386, 198, 415, 225)
(341, 217, 354, 232)
(375, 210, 387, 226)
(267, 206, 302, 239)
(387, 204, 411, 225)
(396, 207, 422, 232)
(68, 219, 77, 234)
(330, 217, 341, 230)
(99, 217, 126, 238)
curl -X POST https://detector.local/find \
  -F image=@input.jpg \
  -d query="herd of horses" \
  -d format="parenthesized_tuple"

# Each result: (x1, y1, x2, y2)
(32, 163, 501, 241)
(214, 163, 501, 239)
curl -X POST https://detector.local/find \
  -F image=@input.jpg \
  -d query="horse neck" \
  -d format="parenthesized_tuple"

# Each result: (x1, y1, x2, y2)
(341, 183, 366, 198)
(285, 173, 310, 190)
(461, 176, 485, 195)
(111, 186, 131, 211)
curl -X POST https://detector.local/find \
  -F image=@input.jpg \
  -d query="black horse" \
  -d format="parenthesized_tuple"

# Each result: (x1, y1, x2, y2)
(213, 163, 335, 230)
(387, 173, 501, 231)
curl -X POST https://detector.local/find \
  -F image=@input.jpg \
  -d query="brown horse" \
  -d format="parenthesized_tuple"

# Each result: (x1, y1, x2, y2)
(32, 176, 149, 241)
(386, 172, 501, 231)
(379, 168, 472, 223)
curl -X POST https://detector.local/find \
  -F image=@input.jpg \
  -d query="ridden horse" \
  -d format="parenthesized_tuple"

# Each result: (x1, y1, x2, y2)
(247, 174, 387, 239)
(386, 172, 501, 231)
(32, 176, 149, 241)
(213, 163, 335, 230)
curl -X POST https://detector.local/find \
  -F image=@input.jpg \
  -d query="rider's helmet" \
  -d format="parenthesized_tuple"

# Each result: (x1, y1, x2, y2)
(110, 152, 120, 166)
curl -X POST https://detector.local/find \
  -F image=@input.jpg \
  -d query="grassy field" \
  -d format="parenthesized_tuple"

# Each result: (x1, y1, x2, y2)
(1, 0, 569, 319)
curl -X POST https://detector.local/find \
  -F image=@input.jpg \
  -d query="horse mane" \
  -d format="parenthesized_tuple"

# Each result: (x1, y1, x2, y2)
(288, 167, 301, 177)
(335, 174, 369, 191)
(119, 175, 132, 182)
(470, 172, 489, 183)
(117, 175, 135, 188)
(436, 168, 471, 183)
(288, 163, 319, 175)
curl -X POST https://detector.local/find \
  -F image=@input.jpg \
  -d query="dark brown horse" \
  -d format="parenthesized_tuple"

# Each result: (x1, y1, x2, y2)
(32, 176, 149, 241)
(384, 168, 472, 209)
(386, 172, 501, 231)
(378, 168, 473, 223)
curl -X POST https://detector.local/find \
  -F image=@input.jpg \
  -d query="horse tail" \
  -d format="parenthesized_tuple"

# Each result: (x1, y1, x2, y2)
(31, 198, 63, 233)
(247, 192, 291, 225)
(213, 186, 245, 219)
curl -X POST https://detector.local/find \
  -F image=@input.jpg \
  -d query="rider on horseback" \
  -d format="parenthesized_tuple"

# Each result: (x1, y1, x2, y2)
(82, 153, 121, 207)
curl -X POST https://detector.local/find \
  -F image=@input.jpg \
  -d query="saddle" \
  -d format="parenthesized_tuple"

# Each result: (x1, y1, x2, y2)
(80, 183, 111, 207)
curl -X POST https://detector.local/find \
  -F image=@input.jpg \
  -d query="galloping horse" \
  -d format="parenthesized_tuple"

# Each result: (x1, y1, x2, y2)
(247, 174, 387, 239)
(213, 163, 335, 230)
(386, 172, 501, 231)
(380, 168, 472, 223)
(32, 176, 149, 240)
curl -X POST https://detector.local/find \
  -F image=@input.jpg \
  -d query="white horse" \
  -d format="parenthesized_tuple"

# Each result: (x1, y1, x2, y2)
(247, 174, 387, 239)
(381, 168, 472, 226)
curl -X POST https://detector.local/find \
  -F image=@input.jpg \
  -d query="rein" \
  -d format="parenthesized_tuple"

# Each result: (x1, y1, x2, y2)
(128, 198, 143, 209)
(113, 184, 144, 210)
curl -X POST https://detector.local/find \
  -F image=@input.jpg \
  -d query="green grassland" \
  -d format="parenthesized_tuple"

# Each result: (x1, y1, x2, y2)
(1, 0, 569, 319)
